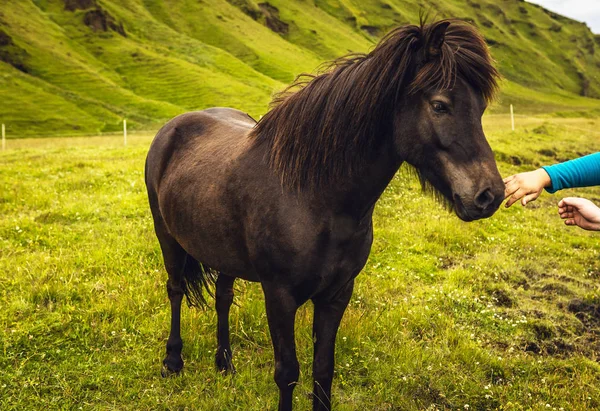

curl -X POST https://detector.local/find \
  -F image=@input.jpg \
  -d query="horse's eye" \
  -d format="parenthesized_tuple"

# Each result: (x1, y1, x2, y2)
(431, 101, 449, 114)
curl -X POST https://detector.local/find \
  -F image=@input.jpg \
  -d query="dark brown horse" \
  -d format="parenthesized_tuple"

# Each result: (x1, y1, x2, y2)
(145, 19, 503, 411)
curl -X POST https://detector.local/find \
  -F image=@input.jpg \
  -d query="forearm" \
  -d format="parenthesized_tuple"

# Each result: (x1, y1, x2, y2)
(542, 152, 600, 193)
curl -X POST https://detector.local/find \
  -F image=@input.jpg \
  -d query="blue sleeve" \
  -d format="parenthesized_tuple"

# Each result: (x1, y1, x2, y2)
(542, 152, 600, 194)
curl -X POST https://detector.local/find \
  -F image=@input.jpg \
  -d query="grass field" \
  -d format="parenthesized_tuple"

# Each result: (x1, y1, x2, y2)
(1, 114, 600, 410)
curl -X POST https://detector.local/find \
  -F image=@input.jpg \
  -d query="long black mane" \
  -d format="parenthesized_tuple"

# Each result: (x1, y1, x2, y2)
(250, 19, 500, 190)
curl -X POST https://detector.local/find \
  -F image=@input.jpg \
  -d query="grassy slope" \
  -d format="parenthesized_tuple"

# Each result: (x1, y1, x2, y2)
(0, 0, 600, 137)
(1, 116, 600, 409)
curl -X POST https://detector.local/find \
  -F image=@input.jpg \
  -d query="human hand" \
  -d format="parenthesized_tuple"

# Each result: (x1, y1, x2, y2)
(558, 197, 600, 231)
(503, 168, 551, 207)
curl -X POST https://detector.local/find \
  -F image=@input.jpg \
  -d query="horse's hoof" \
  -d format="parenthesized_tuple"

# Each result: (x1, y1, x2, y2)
(161, 358, 183, 377)
(161, 365, 183, 378)
(216, 364, 236, 375)
(217, 363, 236, 375)
(215, 351, 236, 375)
(216, 358, 236, 375)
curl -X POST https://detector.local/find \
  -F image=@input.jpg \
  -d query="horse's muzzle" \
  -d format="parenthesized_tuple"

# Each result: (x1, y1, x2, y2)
(453, 188, 503, 222)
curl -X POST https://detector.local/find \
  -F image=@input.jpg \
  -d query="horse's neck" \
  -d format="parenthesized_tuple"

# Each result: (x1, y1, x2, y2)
(325, 140, 401, 220)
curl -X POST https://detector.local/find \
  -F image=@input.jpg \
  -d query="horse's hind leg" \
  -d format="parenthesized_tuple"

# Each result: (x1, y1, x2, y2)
(162, 242, 188, 376)
(153, 220, 187, 376)
(215, 274, 236, 374)
(147, 181, 187, 376)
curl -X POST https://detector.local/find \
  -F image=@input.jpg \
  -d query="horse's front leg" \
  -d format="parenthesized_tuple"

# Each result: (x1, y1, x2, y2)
(311, 280, 354, 411)
(262, 284, 301, 411)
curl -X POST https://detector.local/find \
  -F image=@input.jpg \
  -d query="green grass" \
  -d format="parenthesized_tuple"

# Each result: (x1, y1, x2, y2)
(2, 0, 600, 137)
(1, 114, 600, 409)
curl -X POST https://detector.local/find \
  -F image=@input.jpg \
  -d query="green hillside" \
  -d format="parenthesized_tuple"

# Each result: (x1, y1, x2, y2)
(1, 0, 600, 137)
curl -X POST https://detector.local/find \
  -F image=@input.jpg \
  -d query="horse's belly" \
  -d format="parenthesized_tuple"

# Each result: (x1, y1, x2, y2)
(159, 174, 258, 281)
(169, 220, 258, 281)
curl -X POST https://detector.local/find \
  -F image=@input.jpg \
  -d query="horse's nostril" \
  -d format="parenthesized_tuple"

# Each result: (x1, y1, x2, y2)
(474, 188, 495, 210)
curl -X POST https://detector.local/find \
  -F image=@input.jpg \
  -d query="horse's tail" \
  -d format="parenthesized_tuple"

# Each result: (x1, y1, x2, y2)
(182, 253, 218, 308)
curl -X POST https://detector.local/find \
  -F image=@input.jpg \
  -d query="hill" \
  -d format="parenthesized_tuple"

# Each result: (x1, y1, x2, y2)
(1, 0, 600, 137)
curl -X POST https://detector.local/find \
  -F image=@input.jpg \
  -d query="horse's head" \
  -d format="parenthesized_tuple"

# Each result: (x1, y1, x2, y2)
(395, 20, 504, 222)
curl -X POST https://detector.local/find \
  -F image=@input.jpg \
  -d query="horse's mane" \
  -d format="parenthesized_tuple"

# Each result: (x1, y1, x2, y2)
(249, 19, 500, 190)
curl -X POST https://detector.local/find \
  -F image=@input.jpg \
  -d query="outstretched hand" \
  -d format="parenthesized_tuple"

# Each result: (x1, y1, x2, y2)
(558, 197, 600, 231)
(504, 169, 551, 207)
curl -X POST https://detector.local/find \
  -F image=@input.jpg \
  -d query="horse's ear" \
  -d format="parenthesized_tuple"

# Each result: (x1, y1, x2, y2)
(426, 21, 451, 58)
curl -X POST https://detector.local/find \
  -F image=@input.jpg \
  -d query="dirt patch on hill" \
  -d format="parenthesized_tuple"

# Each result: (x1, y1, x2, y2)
(0, 29, 29, 73)
(258, 3, 288, 35)
(564, 298, 600, 359)
(567, 298, 600, 327)
(83, 7, 126, 37)
(361, 25, 381, 36)
(490, 288, 515, 308)
(540, 282, 574, 296)
(64, 0, 96, 11)
(225, 0, 261, 20)
(225, 0, 289, 35)
(515, 269, 600, 360)
(524, 338, 574, 356)
(63, 1, 126, 37)
(535, 298, 600, 360)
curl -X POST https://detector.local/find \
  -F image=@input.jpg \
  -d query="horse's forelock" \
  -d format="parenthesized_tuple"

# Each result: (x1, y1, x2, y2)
(410, 20, 500, 102)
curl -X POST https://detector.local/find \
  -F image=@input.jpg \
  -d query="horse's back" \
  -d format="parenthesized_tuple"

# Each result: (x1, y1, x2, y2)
(145, 107, 256, 202)
(146, 108, 254, 186)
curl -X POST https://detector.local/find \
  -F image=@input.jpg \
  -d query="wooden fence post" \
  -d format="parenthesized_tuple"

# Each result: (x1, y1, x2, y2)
(510, 104, 515, 131)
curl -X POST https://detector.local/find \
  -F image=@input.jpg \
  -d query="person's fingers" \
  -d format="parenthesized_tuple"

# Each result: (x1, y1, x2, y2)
(503, 175, 516, 184)
(505, 189, 525, 207)
(558, 205, 574, 214)
(558, 201, 575, 213)
(504, 180, 519, 199)
(565, 219, 575, 226)
(560, 197, 586, 208)
(560, 197, 577, 205)
(521, 192, 539, 206)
